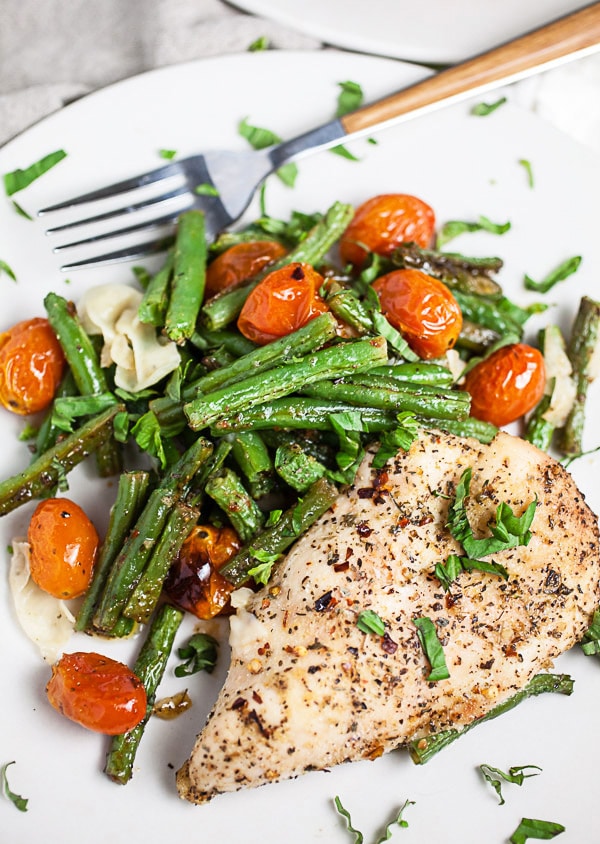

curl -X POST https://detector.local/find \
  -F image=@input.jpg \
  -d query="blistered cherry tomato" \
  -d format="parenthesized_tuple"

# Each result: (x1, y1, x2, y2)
(463, 343, 546, 427)
(237, 262, 330, 345)
(339, 193, 435, 268)
(163, 524, 241, 619)
(46, 652, 147, 734)
(372, 268, 462, 359)
(0, 318, 65, 414)
(27, 498, 99, 599)
(205, 240, 287, 298)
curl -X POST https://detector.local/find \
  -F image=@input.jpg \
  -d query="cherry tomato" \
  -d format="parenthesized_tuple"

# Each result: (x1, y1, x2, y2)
(46, 652, 147, 734)
(339, 193, 435, 268)
(163, 524, 241, 619)
(237, 262, 330, 345)
(27, 498, 99, 599)
(205, 240, 287, 298)
(0, 317, 65, 415)
(463, 343, 546, 427)
(372, 268, 463, 359)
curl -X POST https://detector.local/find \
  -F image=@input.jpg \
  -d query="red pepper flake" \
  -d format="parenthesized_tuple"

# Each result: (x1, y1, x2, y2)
(333, 560, 350, 573)
(357, 487, 375, 499)
(252, 690, 263, 704)
(314, 591, 333, 611)
(381, 632, 398, 654)
(356, 522, 372, 538)
(231, 697, 247, 710)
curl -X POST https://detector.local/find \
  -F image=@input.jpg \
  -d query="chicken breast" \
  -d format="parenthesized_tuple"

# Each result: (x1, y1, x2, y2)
(177, 429, 600, 804)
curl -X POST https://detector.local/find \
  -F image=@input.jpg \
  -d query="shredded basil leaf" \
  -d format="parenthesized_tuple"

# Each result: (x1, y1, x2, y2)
(471, 97, 507, 116)
(248, 35, 269, 52)
(336, 80, 364, 117)
(0, 259, 16, 282)
(11, 199, 33, 220)
(130, 410, 171, 470)
(174, 633, 218, 677)
(238, 117, 298, 187)
(524, 256, 582, 294)
(334, 795, 414, 843)
(195, 183, 220, 196)
(1, 761, 28, 812)
(18, 422, 38, 441)
(357, 609, 386, 637)
(479, 763, 542, 805)
(373, 413, 419, 468)
(413, 616, 449, 681)
(247, 549, 280, 585)
(519, 158, 534, 188)
(4, 149, 67, 196)
(510, 817, 565, 843)
(580, 607, 600, 655)
(51, 393, 118, 432)
(436, 215, 511, 249)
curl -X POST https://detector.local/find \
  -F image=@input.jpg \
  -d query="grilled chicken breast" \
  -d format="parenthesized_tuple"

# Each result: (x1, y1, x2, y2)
(177, 430, 600, 804)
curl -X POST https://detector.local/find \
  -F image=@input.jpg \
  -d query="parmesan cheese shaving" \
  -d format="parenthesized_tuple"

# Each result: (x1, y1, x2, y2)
(541, 326, 577, 427)
(9, 540, 76, 663)
(78, 283, 180, 392)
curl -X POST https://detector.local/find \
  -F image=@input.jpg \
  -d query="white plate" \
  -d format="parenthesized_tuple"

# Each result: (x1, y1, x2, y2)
(0, 51, 599, 844)
(229, 0, 590, 64)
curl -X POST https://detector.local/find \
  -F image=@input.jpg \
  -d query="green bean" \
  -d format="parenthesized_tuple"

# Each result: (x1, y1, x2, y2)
(408, 673, 573, 765)
(200, 201, 354, 330)
(391, 242, 503, 296)
(420, 416, 498, 444)
(124, 500, 200, 623)
(274, 443, 326, 492)
(205, 468, 265, 541)
(76, 471, 151, 632)
(368, 362, 454, 387)
(31, 369, 78, 461)
(230, 431, 275, 498)
(137, 250, 174, 327)
(219, 476, 339, 586)
(184, 335, 388, 430)
(190, 327, 257, 358)
(105, 603, 184, 785)
(165, 210, 207, 344)
(0, 404, 124, 516)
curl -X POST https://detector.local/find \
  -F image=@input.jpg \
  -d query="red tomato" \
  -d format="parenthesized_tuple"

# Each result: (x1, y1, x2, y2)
(463, 343, 546, 427)
(46, 652, 147, 734)
(27, 498, 99, 599)
(0, 317, 65, 414)
(163, 524, 241, 619)
(339, 193, 435, 268)
(237, 262, 330, 345)
(372, 268, 463, 359)
(205, 240, 287, 298)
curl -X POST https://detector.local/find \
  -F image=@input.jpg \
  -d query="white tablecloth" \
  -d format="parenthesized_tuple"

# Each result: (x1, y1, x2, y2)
(1, 0, 599, 153)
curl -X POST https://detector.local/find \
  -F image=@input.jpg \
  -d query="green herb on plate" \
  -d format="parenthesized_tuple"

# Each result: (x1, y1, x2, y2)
(238, 117, 298, 187)
(248, 35, 269, 51)
(436, 215, 511, 249)
(509, 817, 565, 843)
(3, 149, 67, 196)
(334, 795, 414, 842)
(159, 148, 177, 160)
(357, 609, 386, 637)
(1, 761, 28, 812)
(471, 96, 507, 116)
(519, 158, 534, 188)
(175, 632, 219, 677)
(524, 256, 582, 294)
(413, 616, 449, 681)
(479, 763, 542, 805)
(0, 259, 16, 282)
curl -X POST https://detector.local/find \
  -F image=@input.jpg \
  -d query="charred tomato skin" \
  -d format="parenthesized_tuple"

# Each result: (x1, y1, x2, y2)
(372, 268, 463, 359)
(339, 193, 435, 268)
(205, 240, 287, 298)
(237, 262, 330, 345)
(46, 652, 147, 735)
(27, 497, 99, 599)
(0, 317, 65, 414)
(463, 342, 547, 427)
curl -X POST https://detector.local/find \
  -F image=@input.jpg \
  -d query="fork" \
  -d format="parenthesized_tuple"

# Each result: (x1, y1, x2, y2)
(39, 3, 600, 271)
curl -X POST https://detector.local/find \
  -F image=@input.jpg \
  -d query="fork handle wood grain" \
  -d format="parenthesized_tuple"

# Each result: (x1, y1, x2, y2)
(342, 2, 600, 135)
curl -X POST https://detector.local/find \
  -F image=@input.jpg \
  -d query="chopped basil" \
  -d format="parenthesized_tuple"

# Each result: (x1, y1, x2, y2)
(131, 410, 170, 470)
(336, 80, 364, 117)
(373, 413, 419, 468)
(18, 422, 38, 442)
(1, 761, 28, 812)
(509, 817, 565, 843)
(436, 215, 511, 249)
(580, 607, 600, 655)
(174, 633, 218, 677)
(113, 411, 130, 443)
(479, 763, 541, 805)
(238, 117, 298, 187)
(334, 795, 414, 842)
(247, 549, 280, 585)
(158, 148, 177, 160)
(524, 255, 582, 294)
(265, 509, 283, 527)
(3, 149, 67, 196)
(0, 259, 16, 282)
(413, 616, 449, 681)
(248, 35, 269, 52)
(51, 393, 118, 433)
(357, 609, 386, 637)
(519, 158, 534, 188)
(11, 200, 33, 220)
(131, 265, 152, 289)
(471, 96, 507, 116)
(195, 183, 220, 197)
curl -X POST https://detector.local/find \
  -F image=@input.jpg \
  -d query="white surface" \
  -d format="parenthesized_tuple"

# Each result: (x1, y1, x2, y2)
(229, 0, 591, 64)
(0, 50, 599, 844)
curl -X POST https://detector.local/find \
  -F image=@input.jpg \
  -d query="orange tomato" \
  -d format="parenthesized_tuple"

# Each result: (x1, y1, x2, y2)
(372, 268, 463, 359)
(163, 524, 241, 619)
(463, 343, 546, 427)
(27, 498, 99, 599)
(46, 652, 147, 734)
(0, 317, 65, 414)
(339, 193, 435, 268)
(237, 262, 330, 345)
(205, 240, 287, 298)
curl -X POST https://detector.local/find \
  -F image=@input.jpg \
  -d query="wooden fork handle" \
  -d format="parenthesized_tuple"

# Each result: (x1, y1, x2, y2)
(342, 2, 600, 135)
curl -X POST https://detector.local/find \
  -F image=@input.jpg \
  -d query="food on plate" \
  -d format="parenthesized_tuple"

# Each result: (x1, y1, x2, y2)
(27, 497, 99, 599)
(463, 342, 546, 427)
(46, 651, 147, 734)
(205, 240, 288, 298)
(177, 429, 600, 803)
(0, 317, 65, 414)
